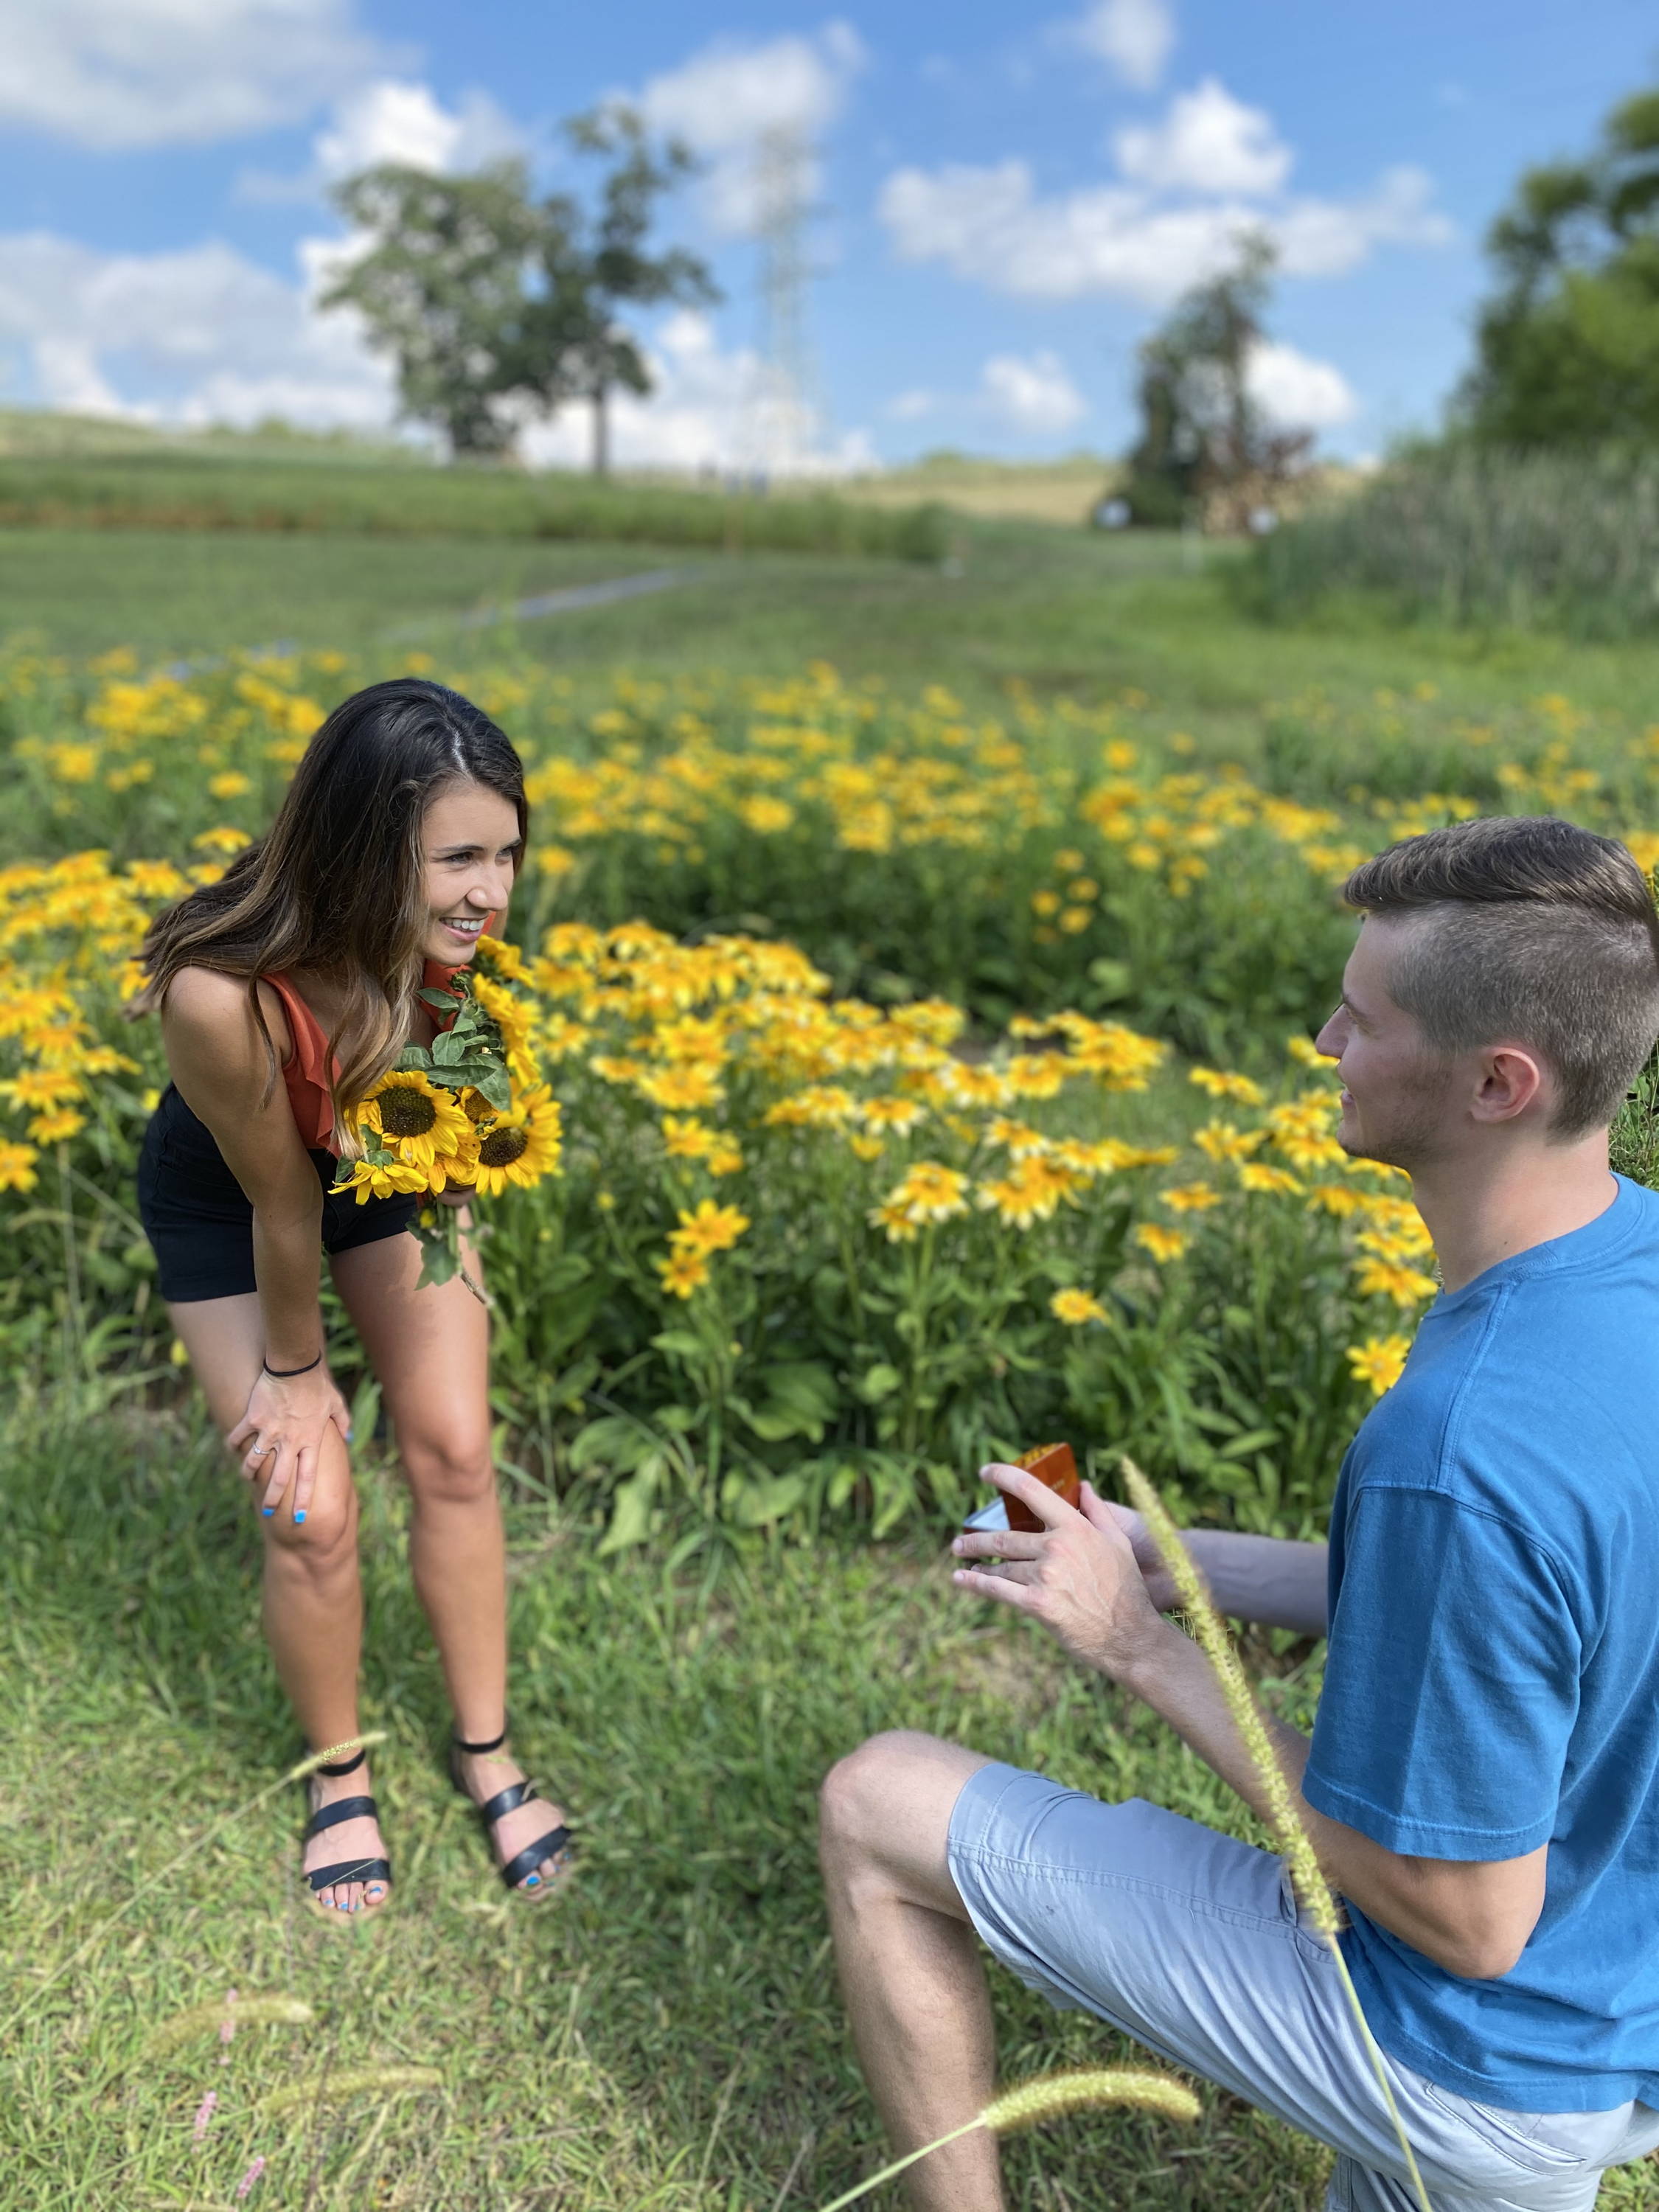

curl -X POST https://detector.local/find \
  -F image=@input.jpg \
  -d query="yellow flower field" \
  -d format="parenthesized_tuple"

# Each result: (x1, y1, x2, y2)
(5, 641, 1655, 1539)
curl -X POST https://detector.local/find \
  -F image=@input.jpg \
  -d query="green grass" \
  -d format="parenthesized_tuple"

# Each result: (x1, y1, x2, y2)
(0, 453, 947, 564)
(3, 1395, 1341, 2211)
(9, 517, 1659, 742)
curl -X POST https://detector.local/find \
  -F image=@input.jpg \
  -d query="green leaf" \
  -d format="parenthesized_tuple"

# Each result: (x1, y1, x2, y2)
(473, 1067, 512, 1111)
(597, 1471, 657, 1555)
(728, 1473, 805, 1527)
(856, 1362, 902, 1403)
(650, 1329, 707, 1361)
(431, 1029, 465, 1065)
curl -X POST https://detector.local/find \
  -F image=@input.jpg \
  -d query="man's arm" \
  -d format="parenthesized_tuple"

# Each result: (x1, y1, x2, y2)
(1121, 1614, 1548, 1979)
(1114, 1508, 1328, 1635)
(953, 1467, 1548, 1983)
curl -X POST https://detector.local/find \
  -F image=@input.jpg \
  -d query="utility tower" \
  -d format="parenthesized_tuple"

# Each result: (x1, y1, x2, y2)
(746, 123, 818, 480)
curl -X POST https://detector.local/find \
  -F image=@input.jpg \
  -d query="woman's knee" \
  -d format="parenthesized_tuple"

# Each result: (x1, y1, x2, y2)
(400, 1430, 495, 1509)
(260, 1475, 357, 1564)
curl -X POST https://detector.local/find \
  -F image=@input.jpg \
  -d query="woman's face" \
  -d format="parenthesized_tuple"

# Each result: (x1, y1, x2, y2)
(420, 779, 521, 965)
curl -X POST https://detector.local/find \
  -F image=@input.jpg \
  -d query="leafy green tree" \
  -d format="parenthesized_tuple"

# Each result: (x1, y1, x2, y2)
(1121, 237, 1310, 529)
(323, 119, 715, 470)
(321, 161, 558, 458)
(1458, 87, 1659, 445)
(540, 108, 720, 475)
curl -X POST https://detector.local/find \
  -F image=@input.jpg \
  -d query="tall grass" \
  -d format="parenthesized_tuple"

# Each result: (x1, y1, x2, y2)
(1254, 448, 1659, 639)
(0, 453, 951, 563)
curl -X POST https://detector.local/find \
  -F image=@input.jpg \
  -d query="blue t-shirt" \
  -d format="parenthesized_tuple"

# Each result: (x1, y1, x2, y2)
(1304, 1174, 1659, 2110)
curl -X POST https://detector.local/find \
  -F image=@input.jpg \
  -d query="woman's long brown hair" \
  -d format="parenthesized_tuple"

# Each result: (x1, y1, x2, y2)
(131, 678, 528, 1154)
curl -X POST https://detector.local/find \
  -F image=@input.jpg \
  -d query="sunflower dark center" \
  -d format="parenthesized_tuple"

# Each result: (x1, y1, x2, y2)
(462, 1089, 495, 1124)
(478, 1125, 529, 1169)
(380, 1088, 438, 1137)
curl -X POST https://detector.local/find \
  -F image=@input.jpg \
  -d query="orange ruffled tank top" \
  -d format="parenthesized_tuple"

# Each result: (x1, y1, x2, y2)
(263, 939, 486, 1155)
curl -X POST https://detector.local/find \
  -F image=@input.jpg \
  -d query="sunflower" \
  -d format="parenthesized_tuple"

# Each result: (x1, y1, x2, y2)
(356, 1070, 473, 1168)
(335, 1157, 430, 1206)
(470, 1085, 563, 1195)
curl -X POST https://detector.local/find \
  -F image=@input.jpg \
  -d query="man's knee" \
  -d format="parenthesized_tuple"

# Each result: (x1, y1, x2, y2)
(819, 1731, 988, 1899)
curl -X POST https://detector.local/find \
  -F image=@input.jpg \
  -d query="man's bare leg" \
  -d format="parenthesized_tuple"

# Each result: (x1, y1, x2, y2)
(818, 1731, 1002, 2212)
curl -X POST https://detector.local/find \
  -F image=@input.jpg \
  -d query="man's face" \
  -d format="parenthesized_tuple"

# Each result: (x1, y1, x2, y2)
(1315, 918, 1458, 1172)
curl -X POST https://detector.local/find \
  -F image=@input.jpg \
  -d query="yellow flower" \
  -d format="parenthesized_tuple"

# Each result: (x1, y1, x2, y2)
(208, 771, 251, 800)
(470, 1086, 563, 1194)
(192, 825, 250, 856)
(1306, 1180, 1366, 1219)
(1030, 888, 1062, 918)
(1354, 1258, 1439, 1308)
(1347, 1335, 1412, 1396)
(1051, 1288, 1108, 1326)
(636, 1065, 723, 1111)
(1134, 1222, 1190, 1264)
(868, 1198, 920, 1242)
(1194, 1120, 1265, 1165)
(0, 1139, 40, 1191)
(669, 1198, 750, 1255)
(861, 1095, 927, 1134)
(1161, 1181, 1220, 1212)
(655, 1248, 711, 1299)
(335, 1157, 430, 1206)
(27, 1107, 88, 1143)
(847, 1131, 885, 1162)
(976, 1155, 1082, 1228)
(1287, 1034, 1335, 1066)
(1237, 1163, 1302, 1197)
(705, 1135, 744, 1177)
(1189, 1068, 1266, 1106)
(662, 1114, 717, 1159)
(355, 1070, 473, 1168)
(889, 1161, 970, 1223)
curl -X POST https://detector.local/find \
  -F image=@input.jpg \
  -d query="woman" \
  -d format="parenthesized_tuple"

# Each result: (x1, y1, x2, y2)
(133, 678, 572, 1916)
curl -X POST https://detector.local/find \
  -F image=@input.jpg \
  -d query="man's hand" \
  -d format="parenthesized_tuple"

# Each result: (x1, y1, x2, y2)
(950, 1464, 1169, 1680)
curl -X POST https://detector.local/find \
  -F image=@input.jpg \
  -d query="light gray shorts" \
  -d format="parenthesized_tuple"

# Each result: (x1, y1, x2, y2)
(947, 1763, 1659, 2211)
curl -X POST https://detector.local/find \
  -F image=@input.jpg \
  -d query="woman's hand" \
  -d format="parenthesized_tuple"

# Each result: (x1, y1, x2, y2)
(432, 1184, 475, 1211)
(226, 1365, 352, 1523)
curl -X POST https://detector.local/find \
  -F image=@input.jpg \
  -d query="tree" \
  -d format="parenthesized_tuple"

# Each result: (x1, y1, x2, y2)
(321, 161, 559, 458)
(542, 107, 720, 475)
(1458, 87, 1659, 446)
(1120, 237, 1311, 531)
(321, 118, 717, 470)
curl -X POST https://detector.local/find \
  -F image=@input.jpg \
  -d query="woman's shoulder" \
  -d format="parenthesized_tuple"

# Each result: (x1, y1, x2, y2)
(161, 964, 294, 1064)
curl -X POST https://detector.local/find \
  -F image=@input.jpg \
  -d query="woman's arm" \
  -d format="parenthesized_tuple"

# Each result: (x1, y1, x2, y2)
(161, 970, 351, 1517)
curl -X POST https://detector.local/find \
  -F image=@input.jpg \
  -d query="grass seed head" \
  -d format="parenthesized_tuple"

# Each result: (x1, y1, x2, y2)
(258, 2064, 443, 2117)
(145, 1993, 313, 2057)
(1120, 1456, 1343, 1938)
(981, 2067, 1200, 2135)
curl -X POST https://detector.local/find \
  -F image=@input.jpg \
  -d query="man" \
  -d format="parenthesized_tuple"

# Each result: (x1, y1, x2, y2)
(821, 817, 1659, 2212)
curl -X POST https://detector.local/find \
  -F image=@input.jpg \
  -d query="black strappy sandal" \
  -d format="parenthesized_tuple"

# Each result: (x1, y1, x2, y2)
(301, 1745, 392, 1921)
(448, 1725, 574, 1899)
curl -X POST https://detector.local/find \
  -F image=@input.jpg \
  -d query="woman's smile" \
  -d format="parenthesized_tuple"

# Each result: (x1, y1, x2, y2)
(437, 911, 489, 948)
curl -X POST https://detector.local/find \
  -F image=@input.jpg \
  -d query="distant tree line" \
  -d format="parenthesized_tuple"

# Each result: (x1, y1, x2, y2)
(1118, 80, 1659, 530)
(321, 107, 716, 471)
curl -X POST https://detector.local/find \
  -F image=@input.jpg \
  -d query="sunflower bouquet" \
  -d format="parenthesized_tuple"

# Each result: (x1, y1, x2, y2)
(334, 936, 563, 1299)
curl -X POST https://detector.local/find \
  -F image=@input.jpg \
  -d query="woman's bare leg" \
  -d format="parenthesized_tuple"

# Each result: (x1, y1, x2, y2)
(168, 1294, 386, 1913)
(330, 1228, 571, 1891)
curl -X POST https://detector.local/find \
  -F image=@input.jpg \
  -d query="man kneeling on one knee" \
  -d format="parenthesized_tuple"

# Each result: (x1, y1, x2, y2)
(821, 816, 1659, 2212)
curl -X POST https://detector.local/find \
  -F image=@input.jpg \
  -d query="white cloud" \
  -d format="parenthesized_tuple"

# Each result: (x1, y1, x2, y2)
(878, 157, 1449, 305)
(886, 388, 939, 422)
(1245, 339, 1357, 431)
(0, 0, 402, 152)
(1115, 77, 1291, 197)
(636, 22, 866, 234)
(980, 350, 1088, 434)
(1068, 0, 1175, 91)
(0, 230, 394, 429)
(519, 310, 874, 476)
(314, 79, 522, 179)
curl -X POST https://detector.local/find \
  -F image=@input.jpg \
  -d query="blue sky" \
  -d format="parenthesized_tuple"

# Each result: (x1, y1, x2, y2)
(0, 1, 1653, 470)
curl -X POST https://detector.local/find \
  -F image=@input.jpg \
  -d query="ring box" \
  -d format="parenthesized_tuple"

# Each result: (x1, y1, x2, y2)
(963, 1441, 1081, 1533)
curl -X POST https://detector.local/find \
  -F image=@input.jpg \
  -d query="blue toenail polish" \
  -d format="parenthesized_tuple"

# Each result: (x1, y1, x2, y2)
(294, 1510, 306, 1524)
(261, 1506, 273, 1517)
(525, 1874, 540, 1887)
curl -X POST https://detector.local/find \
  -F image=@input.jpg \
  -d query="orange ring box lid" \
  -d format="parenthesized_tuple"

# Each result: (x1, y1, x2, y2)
(1006, 1441, 1080, 1531)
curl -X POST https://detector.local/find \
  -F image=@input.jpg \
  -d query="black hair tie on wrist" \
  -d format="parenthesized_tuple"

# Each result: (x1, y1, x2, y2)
(264, 1350, 324, 1377)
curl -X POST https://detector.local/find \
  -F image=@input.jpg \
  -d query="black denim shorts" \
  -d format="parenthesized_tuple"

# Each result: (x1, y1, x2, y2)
(137, 1083, 418, 1303)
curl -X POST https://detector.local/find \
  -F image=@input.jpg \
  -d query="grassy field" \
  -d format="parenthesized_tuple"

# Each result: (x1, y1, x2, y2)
(9, 469, 1659, 2208)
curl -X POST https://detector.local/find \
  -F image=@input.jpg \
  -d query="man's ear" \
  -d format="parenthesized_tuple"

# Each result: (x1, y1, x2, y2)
(1471, 1045, 1545, 1125)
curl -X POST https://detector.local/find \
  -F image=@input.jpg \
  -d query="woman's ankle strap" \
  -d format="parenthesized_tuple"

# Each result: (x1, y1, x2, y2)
(453, 1725, 507, 1757)
(312, 1744, 368, 1778)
